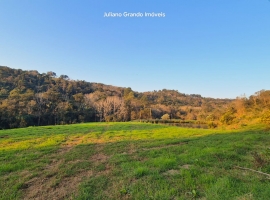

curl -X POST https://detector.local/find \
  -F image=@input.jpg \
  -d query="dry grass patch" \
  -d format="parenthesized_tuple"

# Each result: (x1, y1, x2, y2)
(163, 169, 180, 176)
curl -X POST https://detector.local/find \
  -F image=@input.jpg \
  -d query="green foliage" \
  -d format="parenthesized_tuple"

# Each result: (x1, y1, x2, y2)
(0, 66, 235, 129)
(1, 66, 270, 129)
(134, 167, 149, 178)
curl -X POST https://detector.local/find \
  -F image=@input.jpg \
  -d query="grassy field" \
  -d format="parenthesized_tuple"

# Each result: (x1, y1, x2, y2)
(0, 122, 270, 200)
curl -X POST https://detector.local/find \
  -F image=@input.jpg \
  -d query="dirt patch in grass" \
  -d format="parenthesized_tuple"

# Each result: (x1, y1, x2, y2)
(62, 137, 87, 147)
(180, 164, 192, 169)
(91, 153, 110, 163)
(163, 169, 180, 176)
(20, 170, 32, 177)
(236, 193, 254, 200)
(91, 144, 112, 174)
(21, 143, 113, 199)
(96, 164, 112, 176)
(22, 170, 93, 200)
(21, 146, 94, 200)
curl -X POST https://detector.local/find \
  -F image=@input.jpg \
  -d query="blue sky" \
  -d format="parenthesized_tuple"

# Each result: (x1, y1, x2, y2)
(0, 0, 270, 98)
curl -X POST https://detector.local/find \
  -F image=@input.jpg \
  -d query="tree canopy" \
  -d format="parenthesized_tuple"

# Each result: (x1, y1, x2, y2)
(1, 66, 268, 129)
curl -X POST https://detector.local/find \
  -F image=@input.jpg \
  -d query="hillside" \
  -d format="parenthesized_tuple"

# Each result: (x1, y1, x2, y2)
(0, 66, 232, 129)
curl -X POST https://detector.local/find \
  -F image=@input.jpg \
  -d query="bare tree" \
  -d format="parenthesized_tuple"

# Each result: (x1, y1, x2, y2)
(34, 93, 46, 126)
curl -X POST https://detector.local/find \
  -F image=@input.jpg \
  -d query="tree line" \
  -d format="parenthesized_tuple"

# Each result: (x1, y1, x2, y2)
(0, 66, 269, 129)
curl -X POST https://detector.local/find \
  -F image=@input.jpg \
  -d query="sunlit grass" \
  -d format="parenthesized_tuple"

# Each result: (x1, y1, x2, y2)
(0, 123, 222, 151)
(0, 122, 269, 199)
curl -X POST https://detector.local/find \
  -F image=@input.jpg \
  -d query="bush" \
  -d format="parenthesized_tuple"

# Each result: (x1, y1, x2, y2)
(220, 113, 235, 125)
(161, 114, 170, 120)
(207, 121, 217, 128)
(261, 111, 270, 125)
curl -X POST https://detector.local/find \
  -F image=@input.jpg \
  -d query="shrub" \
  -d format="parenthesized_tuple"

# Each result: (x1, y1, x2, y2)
(207, 121, 217, 128)
(261, 111, 270, 125)
(220, 113, 235, 125)
(161, 114, 170, 120)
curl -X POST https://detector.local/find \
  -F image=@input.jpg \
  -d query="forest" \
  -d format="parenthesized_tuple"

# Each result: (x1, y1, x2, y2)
(0, 66, 269, 129)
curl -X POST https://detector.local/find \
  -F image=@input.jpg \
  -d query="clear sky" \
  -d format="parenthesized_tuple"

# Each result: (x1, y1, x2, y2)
(0, 0, 270, 98)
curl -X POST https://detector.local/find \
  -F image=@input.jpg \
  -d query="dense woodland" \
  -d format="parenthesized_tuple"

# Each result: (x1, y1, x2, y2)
(0, 66, 269, 129)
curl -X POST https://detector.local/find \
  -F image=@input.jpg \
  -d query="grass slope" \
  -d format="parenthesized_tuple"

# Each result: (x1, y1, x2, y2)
(0, 122, 269, 199)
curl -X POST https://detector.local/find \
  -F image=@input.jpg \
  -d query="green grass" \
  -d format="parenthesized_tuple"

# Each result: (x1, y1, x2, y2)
(0, 122, 269, 199)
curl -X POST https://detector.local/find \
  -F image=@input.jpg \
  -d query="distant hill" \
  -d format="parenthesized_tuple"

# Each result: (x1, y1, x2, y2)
(2, 66, 268, 129)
